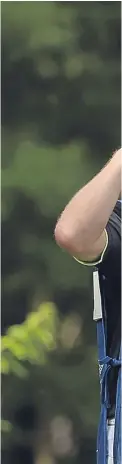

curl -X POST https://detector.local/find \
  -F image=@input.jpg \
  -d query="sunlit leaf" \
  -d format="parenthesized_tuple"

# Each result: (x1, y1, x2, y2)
(7, 325, 27, 341)
(1, 420, 12, 433)
(1, 356, 10, 374)
(6, 342, 27, 360)
(36, 329, 56, 350)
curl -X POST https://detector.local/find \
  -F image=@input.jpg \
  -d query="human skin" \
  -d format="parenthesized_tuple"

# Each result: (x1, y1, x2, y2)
(54, 148, 121, 262)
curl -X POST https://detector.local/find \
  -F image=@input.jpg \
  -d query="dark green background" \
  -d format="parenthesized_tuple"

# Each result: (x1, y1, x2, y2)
(1, 2, 121, 463)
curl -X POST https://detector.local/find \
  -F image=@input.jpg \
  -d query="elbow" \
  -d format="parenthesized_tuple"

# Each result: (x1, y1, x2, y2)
(54, 221, 82, 255)
(54, 217, 77, 253)
(54, 222, 71, 250)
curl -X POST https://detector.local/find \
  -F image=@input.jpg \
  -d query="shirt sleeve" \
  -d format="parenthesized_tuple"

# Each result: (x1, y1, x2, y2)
(73, 209, 120, 268)
(98, 210, 121, 274)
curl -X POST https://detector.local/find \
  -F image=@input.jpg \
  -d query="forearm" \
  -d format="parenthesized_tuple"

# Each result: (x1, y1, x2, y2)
(55, 150, 121, 254)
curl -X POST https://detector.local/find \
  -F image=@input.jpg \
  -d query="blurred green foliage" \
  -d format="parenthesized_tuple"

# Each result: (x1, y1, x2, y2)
(1, 2, 121, 463)
(1, 302, 57, 376)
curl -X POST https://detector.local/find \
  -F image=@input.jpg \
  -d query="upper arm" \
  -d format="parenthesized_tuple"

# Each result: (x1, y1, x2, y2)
(73, 228, 108, 266)
(73, 207, 121, 268)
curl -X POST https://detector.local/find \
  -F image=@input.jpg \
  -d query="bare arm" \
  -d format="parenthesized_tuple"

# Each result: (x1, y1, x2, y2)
(54, 149, 121, 262)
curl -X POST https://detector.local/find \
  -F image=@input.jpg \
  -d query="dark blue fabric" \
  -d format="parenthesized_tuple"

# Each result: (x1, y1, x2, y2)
(96, 318, 108, 464)
(96, 317, 121, 464)
(96, 201, 121, 463)
(113, 347, 121, 464)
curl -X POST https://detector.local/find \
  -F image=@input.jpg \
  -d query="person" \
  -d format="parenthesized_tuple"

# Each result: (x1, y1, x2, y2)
(54, 148, 121, 464)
